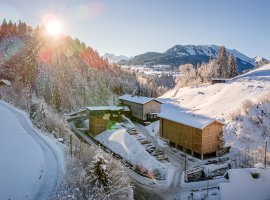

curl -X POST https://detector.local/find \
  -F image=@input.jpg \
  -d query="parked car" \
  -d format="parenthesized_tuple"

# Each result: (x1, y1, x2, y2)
(144, 143, 153, 147)
(157, 155, 168, 160)
(137, 137, 145, 141)
(147, 149, 156, 153)
(129, 131, 138, 135)
(146, 146, 156, 151)
(127, 128, 136, 132)
(151, 150, 163, 156)
(141, 140, 151, 144)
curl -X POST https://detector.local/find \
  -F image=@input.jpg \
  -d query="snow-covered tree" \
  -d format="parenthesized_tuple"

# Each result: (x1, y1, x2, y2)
(217, 46, 229, 78)
(228, 53, 238, 78)
(176, 64, 198, 87)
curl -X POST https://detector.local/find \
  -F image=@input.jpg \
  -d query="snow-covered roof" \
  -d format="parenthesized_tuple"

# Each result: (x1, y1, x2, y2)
(219, 168, 270, 200)
(0, 79, 11, 86)
(86, 106, 130, 112)
(119, 94, 163, 105)
(158, 109, 223, 129)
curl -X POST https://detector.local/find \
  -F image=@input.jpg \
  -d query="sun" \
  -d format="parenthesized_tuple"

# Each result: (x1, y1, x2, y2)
(46, 19, 63, 36)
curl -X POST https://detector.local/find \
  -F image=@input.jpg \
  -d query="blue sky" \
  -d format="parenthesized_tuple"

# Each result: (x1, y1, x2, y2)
(0, 0, 269, 58)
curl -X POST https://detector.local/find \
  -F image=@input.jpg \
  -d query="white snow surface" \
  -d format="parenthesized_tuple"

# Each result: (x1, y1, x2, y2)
(86, 105, 130, 111)
(119, 94, 161, 105)
(158, 108, 221, 129)
(0, 101, 65, 200)
(95, 128, 176, 185)
(219, 168, 270, 200)
(160, 64, 270, 120)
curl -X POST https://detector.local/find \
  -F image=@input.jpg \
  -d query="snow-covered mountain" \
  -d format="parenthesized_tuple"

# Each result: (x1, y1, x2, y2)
(253, 56, 269, 64)
(120, 45, 256, 72)
(104, 53, 129, 63)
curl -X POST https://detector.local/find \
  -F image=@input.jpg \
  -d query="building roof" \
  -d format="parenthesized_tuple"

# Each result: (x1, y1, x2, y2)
(211, 78, 228, 81)
(0, 79, 11, 86)
(219, 168, 270, 200)
(158, 109, 223, 129)
(86, 106, 130, 112)
(119, 94, 163, 105)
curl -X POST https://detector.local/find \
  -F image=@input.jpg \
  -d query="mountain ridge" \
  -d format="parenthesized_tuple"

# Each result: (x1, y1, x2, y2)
(119, 44, 256, 72)
(103, 53, 129, 63)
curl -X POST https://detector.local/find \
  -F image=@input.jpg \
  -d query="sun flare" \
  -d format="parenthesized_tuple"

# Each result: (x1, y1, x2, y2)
(46, 19, 63, 36)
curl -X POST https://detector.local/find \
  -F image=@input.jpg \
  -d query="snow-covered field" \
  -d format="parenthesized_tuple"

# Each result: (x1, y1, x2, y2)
(121, 64, 180, 77)
(161, 64, 270, 120)
(0, 101, 65, 200)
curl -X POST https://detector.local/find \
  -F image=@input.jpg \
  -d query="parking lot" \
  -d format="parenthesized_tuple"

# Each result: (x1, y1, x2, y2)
(127, 128, 170, 162)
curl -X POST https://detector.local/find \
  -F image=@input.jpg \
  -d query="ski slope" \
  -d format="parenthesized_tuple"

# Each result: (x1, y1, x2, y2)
(0, 101, 65, 200)
(161, 64, 270, 120)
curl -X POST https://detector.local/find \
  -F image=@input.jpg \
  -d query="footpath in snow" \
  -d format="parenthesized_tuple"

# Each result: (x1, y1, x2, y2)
(0, 101, 65, 200)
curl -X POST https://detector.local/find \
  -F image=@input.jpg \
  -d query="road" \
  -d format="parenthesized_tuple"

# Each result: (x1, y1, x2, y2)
(0, 101, 64, 200)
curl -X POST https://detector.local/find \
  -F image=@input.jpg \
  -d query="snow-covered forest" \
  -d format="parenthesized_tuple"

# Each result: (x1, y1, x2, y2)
(176, 46, 239, 87)
(0, 19, 136, 199)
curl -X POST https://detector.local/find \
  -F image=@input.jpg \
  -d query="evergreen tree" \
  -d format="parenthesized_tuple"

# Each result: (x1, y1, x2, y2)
(18, 20, 27, 36)
(53, 85, 61, 112)
(81, 154, 110, 199)
(7, 20, 13, 35)
(209, 54, 215, 62)
(217, 46, 229, 78)
(0, 18, 8, 35)
(228, 53, 238, 78)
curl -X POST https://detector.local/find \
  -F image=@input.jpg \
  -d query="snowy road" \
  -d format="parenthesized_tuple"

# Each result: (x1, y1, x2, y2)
(0, 101, 64, 200)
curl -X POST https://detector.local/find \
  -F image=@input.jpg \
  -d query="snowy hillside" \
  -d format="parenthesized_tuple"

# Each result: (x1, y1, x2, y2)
(160, 64, 270, 120)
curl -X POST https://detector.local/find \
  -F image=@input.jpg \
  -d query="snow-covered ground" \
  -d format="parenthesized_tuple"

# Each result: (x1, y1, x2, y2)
(0, 101, 65, 200)
(219, 168, 270, 200)
(136, 65, 270, 199)
(120, 64, 180, 77)
(159, 64, 270, 156)
(95, 126, 178, 187)
(160, 64, 270, 120)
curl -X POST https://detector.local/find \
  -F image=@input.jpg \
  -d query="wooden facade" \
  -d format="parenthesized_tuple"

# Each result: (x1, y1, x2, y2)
(89, 116, 109, 136)
(160, 118, 223, 159)
(211, 78, 227, 85)
(86, 106, 130, 136)
(119, 94, 162, 122)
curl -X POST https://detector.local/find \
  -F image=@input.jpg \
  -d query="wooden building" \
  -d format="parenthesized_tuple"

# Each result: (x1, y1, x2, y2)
(86, 106, 130, 136)
(0, 79, 11, 86)
(158, 110, 224, 159)
(211, 78, 227, 85)
(119, 94, 162, 123)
